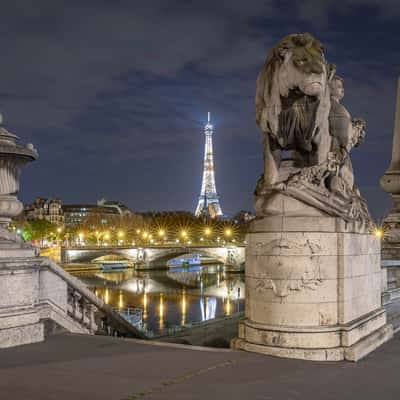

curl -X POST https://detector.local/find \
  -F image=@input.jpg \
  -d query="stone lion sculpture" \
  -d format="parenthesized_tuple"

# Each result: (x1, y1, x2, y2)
(255, 33, 334, 189)
(254, 33, 371, 226)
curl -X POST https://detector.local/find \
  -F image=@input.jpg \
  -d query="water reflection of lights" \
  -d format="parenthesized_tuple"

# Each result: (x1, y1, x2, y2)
(159, 293, 164, 330)
(181, 289, 186, 326)
(118, 291, 123, 309)
(123, 279, 150, 294)
(225, 297, 231, 315)
(203, 280, 245, 300)
(200, 297, 216, 321)
(74, 264, 245, 334)
(143, 292, 148, 321)
(104, 288, 109, 304)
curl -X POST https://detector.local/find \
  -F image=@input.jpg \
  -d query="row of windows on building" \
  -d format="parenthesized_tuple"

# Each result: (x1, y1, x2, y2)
(24, 198, 132, 227)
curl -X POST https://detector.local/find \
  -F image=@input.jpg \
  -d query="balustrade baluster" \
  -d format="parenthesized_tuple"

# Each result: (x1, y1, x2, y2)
(88, 304, 96, 333)
(73, 292, 80, 320)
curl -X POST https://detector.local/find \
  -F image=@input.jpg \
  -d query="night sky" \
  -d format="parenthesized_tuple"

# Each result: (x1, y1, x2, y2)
(2, 1, 399, 220)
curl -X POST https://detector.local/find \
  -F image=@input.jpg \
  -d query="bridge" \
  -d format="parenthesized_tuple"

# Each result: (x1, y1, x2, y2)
(60, 244, 245, 270)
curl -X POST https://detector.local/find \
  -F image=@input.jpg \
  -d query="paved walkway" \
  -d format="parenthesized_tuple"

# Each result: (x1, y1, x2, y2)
(1, 327, 400, 400)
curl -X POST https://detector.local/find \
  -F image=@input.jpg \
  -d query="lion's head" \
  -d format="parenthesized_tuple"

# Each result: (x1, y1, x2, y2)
(256, 33, 333, 157)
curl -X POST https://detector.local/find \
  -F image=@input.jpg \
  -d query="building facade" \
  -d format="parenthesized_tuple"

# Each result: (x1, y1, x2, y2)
(97, 199, 132, 216)
(25, 198, 132, 227)
(62, 204, 120, 226)
(25, 198, 64, 225)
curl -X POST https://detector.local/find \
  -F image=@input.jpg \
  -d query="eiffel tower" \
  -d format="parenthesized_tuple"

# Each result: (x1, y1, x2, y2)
(195, 113, 223, 218)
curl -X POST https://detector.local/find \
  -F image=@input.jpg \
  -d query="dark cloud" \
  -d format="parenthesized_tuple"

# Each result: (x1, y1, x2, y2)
(0, 0, 398, 218)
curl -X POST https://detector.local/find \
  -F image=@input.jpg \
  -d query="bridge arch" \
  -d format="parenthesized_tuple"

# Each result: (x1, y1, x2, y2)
(146, 249, 225, 267)
(61, 246, 245, 269)
(61, 248, 138, 264)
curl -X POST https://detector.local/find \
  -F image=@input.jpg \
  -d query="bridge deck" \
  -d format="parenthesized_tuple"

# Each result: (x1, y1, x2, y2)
(1, 300, 400, 399)
(62, 244, 245, 249)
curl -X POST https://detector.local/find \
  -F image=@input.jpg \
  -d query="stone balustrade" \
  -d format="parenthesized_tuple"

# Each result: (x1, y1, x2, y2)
(0, 254, 145, 348)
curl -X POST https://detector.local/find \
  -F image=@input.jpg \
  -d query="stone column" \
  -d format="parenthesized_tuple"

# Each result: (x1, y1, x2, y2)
(380, 78, 400, 259)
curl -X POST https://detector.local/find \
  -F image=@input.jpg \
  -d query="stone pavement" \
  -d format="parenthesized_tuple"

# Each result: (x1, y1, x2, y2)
(1, 325, 400, 400)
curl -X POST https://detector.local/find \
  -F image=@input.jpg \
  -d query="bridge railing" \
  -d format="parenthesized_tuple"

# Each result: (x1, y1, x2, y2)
(40, 258, 147, 339)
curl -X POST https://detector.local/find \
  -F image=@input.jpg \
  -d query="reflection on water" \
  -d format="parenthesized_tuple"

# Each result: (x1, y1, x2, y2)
(72, 264, 245, 334)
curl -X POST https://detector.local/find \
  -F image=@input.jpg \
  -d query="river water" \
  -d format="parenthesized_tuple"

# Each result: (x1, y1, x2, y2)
(71, 264, 245, 336)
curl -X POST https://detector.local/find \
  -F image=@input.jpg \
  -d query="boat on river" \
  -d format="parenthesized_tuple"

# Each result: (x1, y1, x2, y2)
(168, 255, 201, 267)
(98, 262, 130, 272)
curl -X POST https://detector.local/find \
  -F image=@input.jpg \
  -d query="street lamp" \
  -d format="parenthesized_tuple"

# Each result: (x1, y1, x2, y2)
(204, 227, 212, 244)
(57, 227, 62, 246)
(118, 231, 125, 246)
(95, 230, 100, 246)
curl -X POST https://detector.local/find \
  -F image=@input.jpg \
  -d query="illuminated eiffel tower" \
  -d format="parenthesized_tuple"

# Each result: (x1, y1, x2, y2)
(195, 112, 223, 218)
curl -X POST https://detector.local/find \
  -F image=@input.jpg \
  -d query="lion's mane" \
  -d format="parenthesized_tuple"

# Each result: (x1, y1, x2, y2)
(256, 33, 332, 157)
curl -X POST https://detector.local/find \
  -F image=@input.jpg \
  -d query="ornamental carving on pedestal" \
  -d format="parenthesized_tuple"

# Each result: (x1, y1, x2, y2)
(252, 237, 322, 256)
(255, 273, 322, 298)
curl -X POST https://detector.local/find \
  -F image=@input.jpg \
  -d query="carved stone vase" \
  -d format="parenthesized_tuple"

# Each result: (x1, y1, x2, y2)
(0, 116, 37, 252)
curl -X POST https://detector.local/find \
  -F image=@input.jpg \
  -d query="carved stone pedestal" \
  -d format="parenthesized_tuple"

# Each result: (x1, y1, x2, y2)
(233, 194, 393, 361)
(0, 257, 44, 348)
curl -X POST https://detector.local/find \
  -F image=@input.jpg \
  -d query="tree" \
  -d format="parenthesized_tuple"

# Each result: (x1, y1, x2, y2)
(24, 219, 58, 245)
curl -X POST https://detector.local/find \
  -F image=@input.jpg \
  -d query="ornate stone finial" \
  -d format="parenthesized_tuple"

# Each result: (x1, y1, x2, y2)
(254, 33, 371, 227)
(0, 116, 38, 248)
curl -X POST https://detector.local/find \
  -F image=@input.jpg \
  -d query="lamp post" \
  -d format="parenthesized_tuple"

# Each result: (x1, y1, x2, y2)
(181, 230, 188, 246)
(57, 227, 62, 247)
(204, 227, 211, 245)
(158, 229, 166, 245)
(118, 230, 124, 246)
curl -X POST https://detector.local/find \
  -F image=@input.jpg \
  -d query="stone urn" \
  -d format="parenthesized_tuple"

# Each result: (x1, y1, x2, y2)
(0, 114, 38, 246)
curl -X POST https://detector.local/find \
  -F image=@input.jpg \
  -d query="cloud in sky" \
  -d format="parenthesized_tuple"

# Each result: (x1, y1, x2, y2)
(0, 0, 398, 218)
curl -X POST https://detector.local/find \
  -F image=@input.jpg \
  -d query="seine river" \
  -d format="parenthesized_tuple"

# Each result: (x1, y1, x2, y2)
(71, 264, 245, 335)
